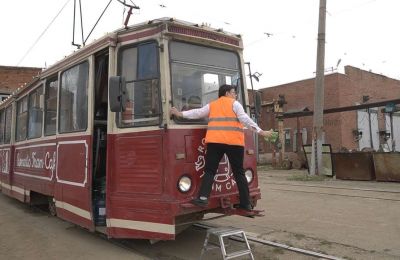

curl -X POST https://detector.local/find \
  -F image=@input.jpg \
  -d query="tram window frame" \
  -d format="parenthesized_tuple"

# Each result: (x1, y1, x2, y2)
(16, 96, 28, 142)
(44, 76, 58, 136)
(4, 105, 12, 144)
(59, 61, 89, 133)
(169, 41, 244, 125)
(28, 85, 44, 139)
(0, 109, 4, 144)
(116, 41, 162, 128)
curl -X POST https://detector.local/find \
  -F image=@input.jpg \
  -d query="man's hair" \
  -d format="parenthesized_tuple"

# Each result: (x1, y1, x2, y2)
(218, 84, 236, 97)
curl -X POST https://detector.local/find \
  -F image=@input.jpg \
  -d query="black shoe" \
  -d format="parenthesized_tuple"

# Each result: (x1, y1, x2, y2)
(191, 198, 208, 207)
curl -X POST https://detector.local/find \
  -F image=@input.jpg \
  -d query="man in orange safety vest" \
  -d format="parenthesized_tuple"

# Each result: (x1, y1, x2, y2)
(170, 84, 273, 211)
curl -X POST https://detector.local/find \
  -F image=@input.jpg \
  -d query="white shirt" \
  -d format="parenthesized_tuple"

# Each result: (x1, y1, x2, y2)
(181, 100, 262, 133)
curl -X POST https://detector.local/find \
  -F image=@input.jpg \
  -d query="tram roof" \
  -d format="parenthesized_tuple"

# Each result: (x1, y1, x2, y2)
(0, 18, 242, 107)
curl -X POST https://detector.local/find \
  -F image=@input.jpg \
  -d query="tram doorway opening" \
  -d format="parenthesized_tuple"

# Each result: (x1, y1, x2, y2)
(93, 50, 109, 226)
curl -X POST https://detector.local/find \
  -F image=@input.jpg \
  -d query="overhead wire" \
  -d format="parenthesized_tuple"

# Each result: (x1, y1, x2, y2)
(16, 0, 72, 66)
(84, 0, 113, 45)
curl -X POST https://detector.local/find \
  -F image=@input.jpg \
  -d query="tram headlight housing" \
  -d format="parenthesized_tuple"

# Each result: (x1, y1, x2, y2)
(244, 169, 254, 184)
(178, 175, 192, 193)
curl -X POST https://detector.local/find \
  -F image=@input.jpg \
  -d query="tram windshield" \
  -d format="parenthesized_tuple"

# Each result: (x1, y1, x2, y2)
(170, 41, 242, 124)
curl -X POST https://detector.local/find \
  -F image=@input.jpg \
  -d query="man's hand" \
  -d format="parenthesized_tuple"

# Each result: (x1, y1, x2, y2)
(258, 129, 273, 138)
(170, 107, 183, 118)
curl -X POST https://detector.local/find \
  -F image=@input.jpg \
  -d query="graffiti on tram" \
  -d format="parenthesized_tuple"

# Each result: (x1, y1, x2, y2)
(15, 146, 57, 178)
(195, 138, 237, 193)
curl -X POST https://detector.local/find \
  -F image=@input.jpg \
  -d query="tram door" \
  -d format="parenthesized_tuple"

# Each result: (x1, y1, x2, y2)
(92, 50, 109, 226)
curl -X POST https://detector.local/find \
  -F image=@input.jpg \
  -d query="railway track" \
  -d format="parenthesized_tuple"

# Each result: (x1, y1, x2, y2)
(266, 182, 400, 202)
(266, 181, 400, 194)
(104, 221, 345, 260)
(193, 223, 344, 260)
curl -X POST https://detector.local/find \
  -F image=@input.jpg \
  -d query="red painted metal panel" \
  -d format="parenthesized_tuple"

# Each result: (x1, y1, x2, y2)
(118, 27, 163, 43)
(168, 25, 240, 46)
(0, 146, 12, 196)
(110, 134, 163, 195)
(13, 142, 57, 196)
(56, 207, 93, 228)
(55, 135, 94, 231)
(57, 141, 88, 184)
(169, 128, 258, 201)
(0, 147, 11, 174)
(106, 128, 260, 239)
(108, 228, 174, 240)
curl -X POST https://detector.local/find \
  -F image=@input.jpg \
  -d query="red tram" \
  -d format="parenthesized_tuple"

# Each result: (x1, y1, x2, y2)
(0, 18, 261, 240)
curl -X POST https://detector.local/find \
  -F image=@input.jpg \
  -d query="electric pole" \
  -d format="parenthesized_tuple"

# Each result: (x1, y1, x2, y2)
(310, 0, 327, 175)
(245, 62, 259, 163)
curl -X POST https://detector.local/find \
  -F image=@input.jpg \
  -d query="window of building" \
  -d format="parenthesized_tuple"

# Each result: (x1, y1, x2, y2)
(117, 42, 161, 127)
(44, 77, 58, 135)
(59, 62, 89, 133)
(28, 86, 44, 139)
(16, 96, 28, 141)
(284, 129, 291, 149)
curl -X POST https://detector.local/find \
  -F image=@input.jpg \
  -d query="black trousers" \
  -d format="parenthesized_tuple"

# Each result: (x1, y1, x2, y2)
(198, 143, 251, 207)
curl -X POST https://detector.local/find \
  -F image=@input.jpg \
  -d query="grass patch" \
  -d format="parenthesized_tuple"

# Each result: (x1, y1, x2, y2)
(287, 173, 326, 181)
(272, 247, 285, 255)
(257, 164, 273, 171)
(319, 239, 333, 247)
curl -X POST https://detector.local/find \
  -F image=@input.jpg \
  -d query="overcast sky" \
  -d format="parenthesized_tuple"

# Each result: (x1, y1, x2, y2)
(0, 0, 399, 89)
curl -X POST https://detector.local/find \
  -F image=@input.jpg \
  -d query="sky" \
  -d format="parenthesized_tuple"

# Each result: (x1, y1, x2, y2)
(0, 0, 399, 89)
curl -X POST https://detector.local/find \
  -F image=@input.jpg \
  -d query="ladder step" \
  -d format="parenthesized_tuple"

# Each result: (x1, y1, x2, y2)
(204, 244, 220, 250)
(225, 249, 252, 259)
(219, 230, 245, 237)
(200, 228, 254, 260)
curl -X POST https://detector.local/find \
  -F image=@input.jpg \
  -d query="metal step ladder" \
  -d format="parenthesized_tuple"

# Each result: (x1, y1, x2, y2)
(199, 227, 254, 260)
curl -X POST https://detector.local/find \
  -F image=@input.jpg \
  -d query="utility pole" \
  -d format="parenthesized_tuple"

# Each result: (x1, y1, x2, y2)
(245, 62, 259, 163)
(310, 0, 327, 175)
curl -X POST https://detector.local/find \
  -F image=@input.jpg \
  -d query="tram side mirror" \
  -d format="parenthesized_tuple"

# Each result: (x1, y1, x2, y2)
(109, 76, 127, 112)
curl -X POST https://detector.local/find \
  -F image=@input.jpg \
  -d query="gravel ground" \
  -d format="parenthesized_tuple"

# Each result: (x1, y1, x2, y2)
(0, 167, 399, 259)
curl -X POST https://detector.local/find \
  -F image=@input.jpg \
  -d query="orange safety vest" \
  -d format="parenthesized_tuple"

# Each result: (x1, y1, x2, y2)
(205, 96, 245, 146)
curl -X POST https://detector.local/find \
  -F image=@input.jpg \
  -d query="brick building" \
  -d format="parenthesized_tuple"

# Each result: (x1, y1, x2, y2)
(0, 65, 42, 100)
(253, 66, 400, 154)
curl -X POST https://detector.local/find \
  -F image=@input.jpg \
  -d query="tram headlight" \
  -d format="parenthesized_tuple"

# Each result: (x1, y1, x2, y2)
(244, 169, 254, 184)
(178, 175, 192, 193)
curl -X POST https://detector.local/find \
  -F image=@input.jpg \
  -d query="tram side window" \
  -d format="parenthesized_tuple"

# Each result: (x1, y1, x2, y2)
(0, 109, 4, 144)
(59, 62, 89, 133)
(118, 42, 160, 127)
(4, 106, 12, 143)
(28, 86, 43, 139)
(44, 77, 58, 135)
(16, 96, 28, 141)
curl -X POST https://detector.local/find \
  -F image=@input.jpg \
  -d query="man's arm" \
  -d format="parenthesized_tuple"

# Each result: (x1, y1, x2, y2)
(233, 101, 273, 138)
(170, 104, 210, 119)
